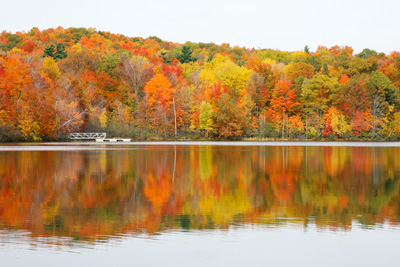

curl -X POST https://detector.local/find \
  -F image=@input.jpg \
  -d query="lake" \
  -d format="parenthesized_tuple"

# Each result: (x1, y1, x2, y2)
(1, 142, 400, 266)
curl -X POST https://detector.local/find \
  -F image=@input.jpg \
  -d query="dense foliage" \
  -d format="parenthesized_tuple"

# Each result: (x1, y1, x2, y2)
(1, 27, 400, 141)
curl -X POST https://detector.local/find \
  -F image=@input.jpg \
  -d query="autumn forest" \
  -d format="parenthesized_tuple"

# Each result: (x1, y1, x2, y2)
(1, 27, 400, 141)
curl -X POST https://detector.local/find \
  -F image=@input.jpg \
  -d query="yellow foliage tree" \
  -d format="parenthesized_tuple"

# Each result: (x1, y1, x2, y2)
(199, 54, 252, 100)
(98, 108, 108, 129)
(17, 105, 41, 141)
(43, 57, 61, 80)
(285, 62, 315, 82)
(324, 107, 350, 136)
(181, 61, 201, 79)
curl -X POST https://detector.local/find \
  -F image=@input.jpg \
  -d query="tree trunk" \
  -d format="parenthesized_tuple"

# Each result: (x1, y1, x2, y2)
(55, 111, 86, 131)
(306, 102, 308, 140)
(173, 97, 177, 137)
(372, 98, 377, 139)
(282, 112, 285, 139)
(286, 114, 289, 138)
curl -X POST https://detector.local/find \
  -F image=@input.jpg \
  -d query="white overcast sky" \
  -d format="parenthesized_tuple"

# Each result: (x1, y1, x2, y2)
(1, 0, 399, 53)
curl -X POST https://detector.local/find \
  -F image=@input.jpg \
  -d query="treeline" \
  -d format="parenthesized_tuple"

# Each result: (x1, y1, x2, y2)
(1, 27, 400, 141)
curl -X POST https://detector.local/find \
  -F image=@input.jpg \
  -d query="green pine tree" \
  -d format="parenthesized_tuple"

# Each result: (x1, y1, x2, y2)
(54, 43, 68, 61)
(159, 51, 171, 63)
(42, 44, 56, 58)
(176, 45, 197, 63)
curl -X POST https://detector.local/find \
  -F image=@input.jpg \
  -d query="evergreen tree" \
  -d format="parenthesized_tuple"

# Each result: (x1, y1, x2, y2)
(159, 51, 171, 63)
(54, 43, 68, 61)
(42, 44, 56, 58)
(357, 48, 378, 59)
(176, 45, 197, 63)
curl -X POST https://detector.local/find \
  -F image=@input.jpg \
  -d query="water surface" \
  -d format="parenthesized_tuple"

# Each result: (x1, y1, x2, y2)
(1, 143, 400, 266)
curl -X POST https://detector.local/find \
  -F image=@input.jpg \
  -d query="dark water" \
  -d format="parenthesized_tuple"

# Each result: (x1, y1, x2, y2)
(1, 143, 400, 266)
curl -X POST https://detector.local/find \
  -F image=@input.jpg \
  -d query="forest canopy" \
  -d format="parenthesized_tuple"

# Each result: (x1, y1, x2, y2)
(1, 27, 400, 141)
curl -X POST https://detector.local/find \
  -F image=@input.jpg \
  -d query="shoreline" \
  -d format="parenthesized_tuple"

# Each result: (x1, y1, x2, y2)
(2, 141, 400, 151)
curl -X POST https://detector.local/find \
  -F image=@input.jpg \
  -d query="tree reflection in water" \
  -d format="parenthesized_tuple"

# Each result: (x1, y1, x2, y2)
(0, 145, 399, 246)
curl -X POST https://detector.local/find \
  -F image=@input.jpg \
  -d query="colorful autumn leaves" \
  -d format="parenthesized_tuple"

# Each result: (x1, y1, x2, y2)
(1, 27, 400, 140)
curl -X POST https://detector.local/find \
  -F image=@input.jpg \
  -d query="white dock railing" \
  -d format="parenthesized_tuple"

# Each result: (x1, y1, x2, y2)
(69, 133, 106, 140)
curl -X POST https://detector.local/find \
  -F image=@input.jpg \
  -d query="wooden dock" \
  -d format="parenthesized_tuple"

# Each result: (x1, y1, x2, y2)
(96, 138, 131, 142)
(69, 133, 131, 142)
